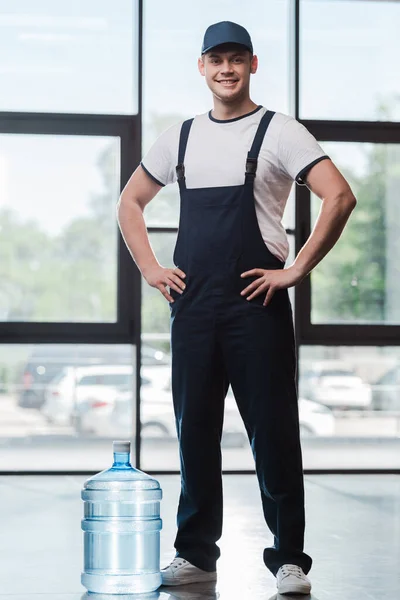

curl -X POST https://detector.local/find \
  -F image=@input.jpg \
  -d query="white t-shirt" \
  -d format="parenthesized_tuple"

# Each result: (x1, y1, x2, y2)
(141, 105, 329, 262)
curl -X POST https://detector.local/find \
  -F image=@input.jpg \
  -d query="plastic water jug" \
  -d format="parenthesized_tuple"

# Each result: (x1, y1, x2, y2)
(81, 440, 162, 594)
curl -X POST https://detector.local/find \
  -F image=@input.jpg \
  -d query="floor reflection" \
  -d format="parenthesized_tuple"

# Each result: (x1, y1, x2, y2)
(80, 590, 161, 600)
(81, 583, 315, 599)
(2, 474, 397, 599)
(160, 581, 219, 598)
(81, 592, 160, 600)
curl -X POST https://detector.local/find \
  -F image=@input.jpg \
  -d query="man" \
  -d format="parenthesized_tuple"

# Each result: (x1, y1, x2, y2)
(117, 21, 356, 596)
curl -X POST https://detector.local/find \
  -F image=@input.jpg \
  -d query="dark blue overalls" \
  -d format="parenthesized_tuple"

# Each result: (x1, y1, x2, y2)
(169, 110, 312, 577)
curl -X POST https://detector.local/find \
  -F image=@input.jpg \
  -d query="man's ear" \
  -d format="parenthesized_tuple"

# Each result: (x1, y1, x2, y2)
(198, 56, 205, 76)
(250, 55, 258, 75)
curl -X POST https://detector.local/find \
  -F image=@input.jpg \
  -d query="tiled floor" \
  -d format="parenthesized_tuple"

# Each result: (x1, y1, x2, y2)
(0, 474, 398, 600)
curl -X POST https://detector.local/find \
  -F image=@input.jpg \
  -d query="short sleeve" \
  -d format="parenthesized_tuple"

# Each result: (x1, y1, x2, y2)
(140, 122, 181, 187)
(278, 118, 330, 186)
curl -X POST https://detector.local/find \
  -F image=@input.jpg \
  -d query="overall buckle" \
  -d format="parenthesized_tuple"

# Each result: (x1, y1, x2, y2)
(176, 163, 185, 181)
(246, 157, 258, 177)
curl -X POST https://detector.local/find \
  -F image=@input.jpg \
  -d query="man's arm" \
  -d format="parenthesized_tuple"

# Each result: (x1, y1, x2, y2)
(290, 158, 357, 283)
(241, 158, 356, 305)
(117, 165, 163, 276)
(117, 166, 186, 302)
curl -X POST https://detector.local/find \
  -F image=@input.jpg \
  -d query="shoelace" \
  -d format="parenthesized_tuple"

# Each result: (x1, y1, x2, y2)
(281, 565, 303, 578)
(171, 558, 188, 570)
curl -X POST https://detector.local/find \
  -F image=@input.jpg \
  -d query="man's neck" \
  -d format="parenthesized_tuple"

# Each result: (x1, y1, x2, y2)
(210, 99, 259, 121)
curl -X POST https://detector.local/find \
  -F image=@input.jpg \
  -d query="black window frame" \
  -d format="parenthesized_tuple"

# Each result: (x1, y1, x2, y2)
(295, 121, 400, 346)
(1, 0, 399, 474)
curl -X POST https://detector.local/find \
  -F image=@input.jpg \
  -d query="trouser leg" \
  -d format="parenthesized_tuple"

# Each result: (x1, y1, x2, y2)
(170, 302, 229, 571)
(219, 290, 312, 576)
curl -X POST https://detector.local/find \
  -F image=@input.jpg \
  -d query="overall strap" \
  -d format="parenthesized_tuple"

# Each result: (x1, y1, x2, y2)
(176, 118, 194, 182)
(245, 110, 275, 181)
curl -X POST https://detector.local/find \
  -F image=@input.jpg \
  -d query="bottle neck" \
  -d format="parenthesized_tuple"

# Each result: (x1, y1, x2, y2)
(112, 452, 131, 468)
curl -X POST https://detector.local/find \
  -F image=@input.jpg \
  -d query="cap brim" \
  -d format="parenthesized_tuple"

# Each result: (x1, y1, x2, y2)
(202, 41, 252, 54)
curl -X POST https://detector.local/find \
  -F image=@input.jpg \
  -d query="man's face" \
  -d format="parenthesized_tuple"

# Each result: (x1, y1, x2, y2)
(198, 43, 258, 103)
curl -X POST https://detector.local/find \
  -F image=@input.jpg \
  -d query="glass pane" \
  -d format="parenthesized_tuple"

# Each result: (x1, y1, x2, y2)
(0, 343, 136, 471)
(311, 142, 400, 325)
(300, 0, 400, 121)
(0, 134, 119, 322)
(142, 0, 291, 228)
(0, 0, 138, 115)
(141, 341, 400, 471)
(141, 233, 176, 336)
(143, 181, 180, 230)
(299, 346, 400, 469)
(140, 233, 174, 469)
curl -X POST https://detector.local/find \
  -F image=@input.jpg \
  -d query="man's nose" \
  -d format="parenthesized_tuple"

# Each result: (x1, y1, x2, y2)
(220, 61, 234, 73)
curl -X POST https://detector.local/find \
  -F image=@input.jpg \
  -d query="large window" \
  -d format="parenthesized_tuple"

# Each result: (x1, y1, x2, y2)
(0, 343, 136, 471)
(0, 0, 139, 115)
(1, 1, 400, 472)
(300, 0, 400, 121)
(311, 142, 400, 325)
(0, 0, 140, 472)
(0, 134, 120, 322)
(138, 0, 400, 472)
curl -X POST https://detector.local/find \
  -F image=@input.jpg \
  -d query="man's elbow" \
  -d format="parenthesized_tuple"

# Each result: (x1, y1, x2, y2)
(117, 193, 142, 215)
(345, 192, 357, 213)
(334, 190, 357, 215)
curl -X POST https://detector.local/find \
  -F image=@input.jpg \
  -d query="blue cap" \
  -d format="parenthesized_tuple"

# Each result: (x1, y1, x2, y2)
(201, 21, 253, 55)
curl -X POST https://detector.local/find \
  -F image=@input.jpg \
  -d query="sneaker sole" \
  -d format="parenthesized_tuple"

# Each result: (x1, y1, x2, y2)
(161, 571, 217, 587)
(277, 582, 311, 595)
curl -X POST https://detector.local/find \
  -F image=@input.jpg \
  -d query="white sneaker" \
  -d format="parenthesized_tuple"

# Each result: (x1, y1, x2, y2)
(276, 564, 312, 595)
(161, 557, 217, 586)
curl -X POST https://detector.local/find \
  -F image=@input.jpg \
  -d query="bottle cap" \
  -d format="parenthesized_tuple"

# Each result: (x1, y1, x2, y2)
(113, 440, 131, 454)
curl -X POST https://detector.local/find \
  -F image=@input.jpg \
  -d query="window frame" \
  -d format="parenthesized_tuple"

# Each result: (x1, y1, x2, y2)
(294, 120, 400, 346)
(1, 0, 400, 474)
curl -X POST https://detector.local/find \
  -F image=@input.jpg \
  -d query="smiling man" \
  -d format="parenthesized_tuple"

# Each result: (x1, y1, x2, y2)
(117, 21, 356, 596)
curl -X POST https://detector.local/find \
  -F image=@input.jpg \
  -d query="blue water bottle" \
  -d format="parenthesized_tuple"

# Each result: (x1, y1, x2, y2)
(81, 440, 162, 594)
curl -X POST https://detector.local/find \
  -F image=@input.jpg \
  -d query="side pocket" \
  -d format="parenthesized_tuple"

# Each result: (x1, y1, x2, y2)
(168, 275, 189, 306)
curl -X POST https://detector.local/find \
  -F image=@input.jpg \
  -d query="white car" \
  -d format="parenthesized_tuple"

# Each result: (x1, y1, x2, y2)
(41, 365, 133, 426)
(299, 360, 372, 410)
(76, 365, 171, 436)
(80, 366, 335, 441)
(297, 397, 335, 436)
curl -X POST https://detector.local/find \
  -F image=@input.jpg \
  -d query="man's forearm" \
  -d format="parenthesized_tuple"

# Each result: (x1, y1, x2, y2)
(116, 196, 160, 278)
(291, 192, 357, 282)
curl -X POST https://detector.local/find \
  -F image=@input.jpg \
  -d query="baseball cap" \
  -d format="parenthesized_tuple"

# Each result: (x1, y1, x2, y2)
(201, 21, 253, 55)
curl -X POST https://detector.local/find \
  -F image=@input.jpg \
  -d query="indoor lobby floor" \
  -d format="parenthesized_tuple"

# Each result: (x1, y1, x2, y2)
(0, 474, 398, 600)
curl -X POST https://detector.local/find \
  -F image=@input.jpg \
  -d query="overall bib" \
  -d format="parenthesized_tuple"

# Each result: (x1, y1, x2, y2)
(169, 110, 312, 577)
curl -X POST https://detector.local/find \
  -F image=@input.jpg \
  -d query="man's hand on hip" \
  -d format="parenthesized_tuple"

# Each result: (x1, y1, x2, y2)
(144, 266, 186, 303)
(240, 266, 302, 306)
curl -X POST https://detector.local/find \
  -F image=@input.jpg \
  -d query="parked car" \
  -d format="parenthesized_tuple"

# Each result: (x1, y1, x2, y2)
(371, 365, 400, 411)
(297, 397, 335, 436)
(76, 365, 171, 437)
(299, 360, 372, 410)
(76, 366, 335, 442)
(17, 343, 169, 409)
(41, 365, 133, 426)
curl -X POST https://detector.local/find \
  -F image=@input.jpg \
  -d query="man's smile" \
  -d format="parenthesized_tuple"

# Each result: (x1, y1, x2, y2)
(217, 79, 239, 87)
